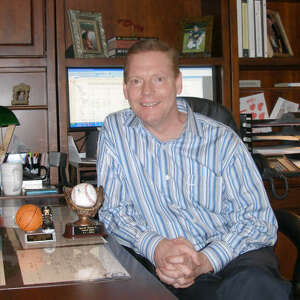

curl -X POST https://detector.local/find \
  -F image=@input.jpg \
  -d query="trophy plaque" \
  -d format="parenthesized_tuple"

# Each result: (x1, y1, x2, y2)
(63, 185, 106, 239)
(25, 229, 56, 244)
(16, 204, 56, 244)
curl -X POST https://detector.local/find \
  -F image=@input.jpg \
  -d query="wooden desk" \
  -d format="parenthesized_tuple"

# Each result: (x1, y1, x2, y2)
(0, 211, 176, 300)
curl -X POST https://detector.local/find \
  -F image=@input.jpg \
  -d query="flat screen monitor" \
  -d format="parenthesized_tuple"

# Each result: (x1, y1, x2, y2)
(179, 66, 215, 101)
(67, 67, 129, 131)
(67, 66, 215, 131)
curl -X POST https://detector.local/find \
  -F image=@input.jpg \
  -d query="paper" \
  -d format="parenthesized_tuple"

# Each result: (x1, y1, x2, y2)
(17, 244, 130, 285)
(240, 93, 271, 132)
(0, 237, 6, 286)
(270, 97, 299, 119)
(68, 135, 81, 163)
(253, 145, 300, 156)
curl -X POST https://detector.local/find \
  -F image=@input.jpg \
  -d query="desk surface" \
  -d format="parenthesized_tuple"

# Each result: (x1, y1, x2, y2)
(0, 207, 176, 300)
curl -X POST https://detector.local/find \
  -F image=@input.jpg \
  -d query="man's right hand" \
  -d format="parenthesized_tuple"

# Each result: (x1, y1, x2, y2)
(154, 238, 195, 287)
(154, 237, 213, 288)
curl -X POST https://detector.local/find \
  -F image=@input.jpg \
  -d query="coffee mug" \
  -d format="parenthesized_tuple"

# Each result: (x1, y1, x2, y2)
(1, 163, 23, 195)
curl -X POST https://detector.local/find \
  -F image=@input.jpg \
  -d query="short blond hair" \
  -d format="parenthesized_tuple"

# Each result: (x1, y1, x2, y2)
(124, 39, 180, 83)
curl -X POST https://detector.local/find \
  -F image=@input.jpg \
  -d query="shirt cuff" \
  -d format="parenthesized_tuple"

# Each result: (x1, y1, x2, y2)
(136, 231, 165, 265)
(201, 241, 234, 273)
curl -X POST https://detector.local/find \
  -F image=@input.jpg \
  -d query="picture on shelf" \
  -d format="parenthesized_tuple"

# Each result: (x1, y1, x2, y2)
(67, 10, 108, 58)
(267, 9, 293, 57)
(180, 16, 213, 57)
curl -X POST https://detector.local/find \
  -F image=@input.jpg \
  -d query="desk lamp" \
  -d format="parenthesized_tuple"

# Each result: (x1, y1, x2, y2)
(0, 106, 20, 164)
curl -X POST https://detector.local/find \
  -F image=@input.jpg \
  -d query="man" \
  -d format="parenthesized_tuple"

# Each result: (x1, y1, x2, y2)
(97, 39, 291, 299)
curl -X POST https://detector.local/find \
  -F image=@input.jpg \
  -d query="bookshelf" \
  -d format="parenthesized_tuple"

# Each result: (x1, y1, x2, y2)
(55, 0, 232, 154)
(230, 0, 300, 210)
(230, 1, 300, 123)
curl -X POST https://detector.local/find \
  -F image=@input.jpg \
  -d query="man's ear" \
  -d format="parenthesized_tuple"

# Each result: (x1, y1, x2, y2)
(176, 71, 183, 95)
(123, 83, 128, 100)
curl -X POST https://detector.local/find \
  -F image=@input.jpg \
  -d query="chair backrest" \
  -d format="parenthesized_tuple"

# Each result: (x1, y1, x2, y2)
(177, 96, 240, 134)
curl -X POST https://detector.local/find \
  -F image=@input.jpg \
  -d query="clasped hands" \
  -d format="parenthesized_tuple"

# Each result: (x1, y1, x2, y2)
(154, 237, 213, 289)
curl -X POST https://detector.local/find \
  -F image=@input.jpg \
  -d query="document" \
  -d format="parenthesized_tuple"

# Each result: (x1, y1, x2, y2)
(240, 93, 271, 132)
(269, 97, 299, 119)
(17, 244, 130, 285)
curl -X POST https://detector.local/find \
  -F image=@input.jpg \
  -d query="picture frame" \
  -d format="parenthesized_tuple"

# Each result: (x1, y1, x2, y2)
(180, 16, 214, 57)
(11, 83, 30, 105)
(267, 9, 293, 57)
(67, 10, 108, 58)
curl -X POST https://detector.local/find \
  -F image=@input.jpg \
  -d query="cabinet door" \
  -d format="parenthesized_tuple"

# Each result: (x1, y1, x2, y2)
(0, 0, 44, 56)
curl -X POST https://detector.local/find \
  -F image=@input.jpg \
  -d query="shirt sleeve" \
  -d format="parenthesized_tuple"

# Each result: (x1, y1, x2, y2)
(97, 126, 164, 264)
(201, 141, 278, 273)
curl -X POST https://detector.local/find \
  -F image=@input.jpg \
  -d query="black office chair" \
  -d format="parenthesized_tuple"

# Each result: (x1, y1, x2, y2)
(178, 96, 300, 298)
(177, 96, 240, 134)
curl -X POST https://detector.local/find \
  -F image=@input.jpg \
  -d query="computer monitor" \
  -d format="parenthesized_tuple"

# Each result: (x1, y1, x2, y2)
(67, 65, 216, 159)
(179, 66, 215, 101)
(67, 67, 129, 131)
(67, 65, 215, 131)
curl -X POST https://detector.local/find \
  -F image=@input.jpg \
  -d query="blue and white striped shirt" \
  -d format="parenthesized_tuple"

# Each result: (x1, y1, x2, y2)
(97, 100, 277, 272)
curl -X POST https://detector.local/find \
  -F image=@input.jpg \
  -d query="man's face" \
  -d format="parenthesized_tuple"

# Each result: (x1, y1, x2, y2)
(123, 51, 182, 131)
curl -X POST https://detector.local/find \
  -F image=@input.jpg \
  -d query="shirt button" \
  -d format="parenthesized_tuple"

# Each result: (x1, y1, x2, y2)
(165, 175, 171, 180)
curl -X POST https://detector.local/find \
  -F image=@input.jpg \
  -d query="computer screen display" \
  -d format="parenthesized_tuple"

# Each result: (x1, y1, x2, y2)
(67, 66, 215, 131)
(67, 67, 129, 130)
(179, 66, 214, 100)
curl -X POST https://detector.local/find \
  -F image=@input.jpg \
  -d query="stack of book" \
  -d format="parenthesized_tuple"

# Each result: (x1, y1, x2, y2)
(236, 0, 293, 58)
(22, 179, 58, 196)
(107, 36, 158, 57)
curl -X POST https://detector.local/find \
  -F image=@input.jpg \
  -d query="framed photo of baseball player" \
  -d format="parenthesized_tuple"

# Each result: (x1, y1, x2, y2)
(180, 16, 214, 57)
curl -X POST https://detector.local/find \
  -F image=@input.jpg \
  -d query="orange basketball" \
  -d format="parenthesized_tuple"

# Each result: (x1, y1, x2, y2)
(15, 204, 43, 232)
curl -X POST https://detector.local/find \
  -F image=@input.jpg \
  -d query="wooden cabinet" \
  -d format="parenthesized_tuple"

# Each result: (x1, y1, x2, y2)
(0, 0, 45, 57)
(55, 0, 232, 153)
(229, 0, 300, 210)
(0, 0, 59, 184)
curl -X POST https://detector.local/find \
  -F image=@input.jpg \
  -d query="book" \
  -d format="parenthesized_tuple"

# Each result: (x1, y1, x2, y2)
(274, 83, 300, 87)
(107, 36, 157, 49)
(22, 179, 43, 189)
(24, 185, 58, 196)
(239, 80, 261, 87)
(247, 0, 255, 57)
(108, 39, 138, 50)
(107, 36, 140, 42)
(254, 0, 263, 57)
(108, 48, 129, 57)
(262, 0, 268, 57)
(242, 0, 249, 57)
(236, 0, 243, 57)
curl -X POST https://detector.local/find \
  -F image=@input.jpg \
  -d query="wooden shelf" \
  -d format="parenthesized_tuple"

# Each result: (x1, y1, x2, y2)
(64, 56, 225, 68)
(0, 193, 64, 200)
(7, 105, 48, 110)
(239, 57, 300, 70)
(240, 87, 300, 93)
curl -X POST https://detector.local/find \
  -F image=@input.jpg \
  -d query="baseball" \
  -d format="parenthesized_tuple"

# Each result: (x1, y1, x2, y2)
(71, 183, 97, 208)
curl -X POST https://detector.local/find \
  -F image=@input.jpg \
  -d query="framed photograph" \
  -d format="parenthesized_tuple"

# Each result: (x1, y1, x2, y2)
(180, 16, 214, 57)
(267, 10, 293, 57)
(67, 10, 108, 58)
(11, 83, 30, 105)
